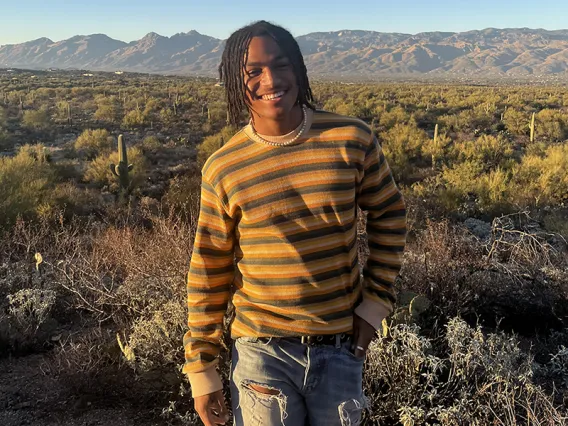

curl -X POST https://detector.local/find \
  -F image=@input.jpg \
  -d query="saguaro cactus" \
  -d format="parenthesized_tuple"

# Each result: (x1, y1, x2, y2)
(529, 112, 536, 142)
(109, 134, 133, 192)
(431, 123, 440, 170)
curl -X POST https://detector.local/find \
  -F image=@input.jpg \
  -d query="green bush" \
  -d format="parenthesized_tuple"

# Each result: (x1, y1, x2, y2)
(0, 144, 55, 228)
(380, 121, 427, 182)
(94, 95, 121, 123)
(84, 146, 147, 190)
(196, 126, 236, 167)
(536, 109, 567, 141)
(122, 109, 147, 129)
(451, 134, 514, 170)
(503, 108, 528, 136)
(141, 136, 162, 152)
(74, 129, 113, 159)
(22, 107, 50, 130)
(511, 142, 568, 206)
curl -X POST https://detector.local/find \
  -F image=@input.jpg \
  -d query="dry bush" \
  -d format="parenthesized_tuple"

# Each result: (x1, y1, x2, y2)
(162, 173, 202, 222)
(363, 319, 567, 425)
(399, 220, 485, 317)
(0, 288, 57, 354)
(399, 218, 568, 334)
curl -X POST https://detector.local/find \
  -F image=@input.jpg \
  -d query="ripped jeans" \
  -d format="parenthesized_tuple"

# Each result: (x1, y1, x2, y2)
(230, 336, 366, 426)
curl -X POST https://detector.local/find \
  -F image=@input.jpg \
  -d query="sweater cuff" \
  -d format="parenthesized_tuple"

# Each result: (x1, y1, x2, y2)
(354, 297, 392, 331)
(187, 366, 223, 398)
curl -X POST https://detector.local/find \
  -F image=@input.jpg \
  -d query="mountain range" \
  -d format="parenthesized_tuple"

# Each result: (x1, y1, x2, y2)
(2, 28, 568, 78)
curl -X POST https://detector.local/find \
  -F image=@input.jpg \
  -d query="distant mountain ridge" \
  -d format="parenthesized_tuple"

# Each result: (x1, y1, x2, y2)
(2, 28, 568, 78)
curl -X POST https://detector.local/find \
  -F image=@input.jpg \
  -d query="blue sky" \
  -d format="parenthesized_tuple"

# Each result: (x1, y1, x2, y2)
(1, 0, 566, 45)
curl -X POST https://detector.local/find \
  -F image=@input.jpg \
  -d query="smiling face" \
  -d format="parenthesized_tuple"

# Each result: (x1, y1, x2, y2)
(243, 35, 300, 131)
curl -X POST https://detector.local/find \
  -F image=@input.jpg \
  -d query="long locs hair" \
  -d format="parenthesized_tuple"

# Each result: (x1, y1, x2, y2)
(218, 20, 315, 127)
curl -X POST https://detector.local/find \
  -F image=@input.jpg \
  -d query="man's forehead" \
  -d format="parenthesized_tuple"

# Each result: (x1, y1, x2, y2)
(245, 36, 288, 65)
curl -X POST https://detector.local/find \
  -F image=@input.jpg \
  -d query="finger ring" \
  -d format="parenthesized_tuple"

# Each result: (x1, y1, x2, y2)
(356, 345, 365, 351)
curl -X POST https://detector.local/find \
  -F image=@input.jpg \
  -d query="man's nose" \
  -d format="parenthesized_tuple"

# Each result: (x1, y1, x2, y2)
(261, 66, 280, 87)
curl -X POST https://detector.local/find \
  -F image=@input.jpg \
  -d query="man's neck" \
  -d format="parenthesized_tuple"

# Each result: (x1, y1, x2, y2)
(250, 105, 303, 136)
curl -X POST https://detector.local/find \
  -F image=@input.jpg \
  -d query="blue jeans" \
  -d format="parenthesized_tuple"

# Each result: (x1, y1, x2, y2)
(230, 336, 366, 426)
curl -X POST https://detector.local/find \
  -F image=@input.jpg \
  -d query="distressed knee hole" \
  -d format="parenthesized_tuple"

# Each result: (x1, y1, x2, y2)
(338, 398, 365, 426)
(247, 383, 280, 396)
(240, 380, 288, 424)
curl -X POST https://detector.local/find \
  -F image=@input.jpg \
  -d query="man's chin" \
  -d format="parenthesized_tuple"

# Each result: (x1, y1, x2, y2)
(255, 102, 300, 120)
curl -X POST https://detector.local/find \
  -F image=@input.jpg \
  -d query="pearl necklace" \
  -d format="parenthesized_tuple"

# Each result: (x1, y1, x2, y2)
(249, 105, 308, 147)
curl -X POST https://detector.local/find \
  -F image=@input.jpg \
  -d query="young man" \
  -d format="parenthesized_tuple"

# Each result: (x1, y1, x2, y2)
(183, 21, 407, 426)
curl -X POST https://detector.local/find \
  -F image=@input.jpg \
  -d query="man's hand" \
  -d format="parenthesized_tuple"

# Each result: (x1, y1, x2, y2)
(194, 390, 229, 426)
(351, 313, 376, 359)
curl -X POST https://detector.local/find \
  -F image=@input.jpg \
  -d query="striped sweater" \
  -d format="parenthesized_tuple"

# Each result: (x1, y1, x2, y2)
(183, 109, 407, 397)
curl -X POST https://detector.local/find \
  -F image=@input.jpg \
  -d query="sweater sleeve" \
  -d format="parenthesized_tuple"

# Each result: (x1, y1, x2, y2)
(355, 134, 407, 330)
(182, 176, 235, 397)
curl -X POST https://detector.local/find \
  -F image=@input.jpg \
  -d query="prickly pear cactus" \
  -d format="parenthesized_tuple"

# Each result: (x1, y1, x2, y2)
(381, 292, 431, 337)
(409, 295, 432, 319)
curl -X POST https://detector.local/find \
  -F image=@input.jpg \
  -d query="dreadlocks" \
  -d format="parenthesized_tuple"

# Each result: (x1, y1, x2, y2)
(219, 20, 315, 127)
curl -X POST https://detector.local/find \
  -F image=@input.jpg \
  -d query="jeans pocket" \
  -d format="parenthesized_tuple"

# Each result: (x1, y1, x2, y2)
(340, 340, 365, 362)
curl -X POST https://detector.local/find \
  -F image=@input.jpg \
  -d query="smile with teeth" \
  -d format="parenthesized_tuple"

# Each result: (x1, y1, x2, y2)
(261, 90, 286, 101)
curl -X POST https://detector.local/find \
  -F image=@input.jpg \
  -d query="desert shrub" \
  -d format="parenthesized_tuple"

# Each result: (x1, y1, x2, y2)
(363, 320, 567, 425)
(54, 100, 71, 122)
(84, 146, 147, 190)
(451, 134, 514, 170)
(162, 173, 201, 220)
(196, 126, 236, 167)
(510, 142, 568, 207)
(421, 131, 452, 169)
(94, 95, 121, 123)
(48, 183, 103, 217)
(378, 106, 412, 129)
(536, 109, 567, 141)
(141, 135, 162, 152)
(399, 220, 484, 317)
(122, 108, 147, 129)
(6, 288, 57, 333)
(0, 144, 55, 228)
(22, 107, 50, 130)
(74, 129, 114, 159)
(503, 108, 529, 136)
(543, 210, 568, 239)
(380, 121, 428, 181)
(0, 287, 58, 355)
(159, 107, 175, 125)
(51, 210, 193, 324)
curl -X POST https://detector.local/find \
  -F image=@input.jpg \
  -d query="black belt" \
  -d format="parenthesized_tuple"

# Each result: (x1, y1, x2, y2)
(289, 333, 352, 347)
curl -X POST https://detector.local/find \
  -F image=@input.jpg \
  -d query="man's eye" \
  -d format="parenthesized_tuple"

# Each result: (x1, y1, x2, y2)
(277, 63, 291, 69)
(247, 69, 261, 77)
